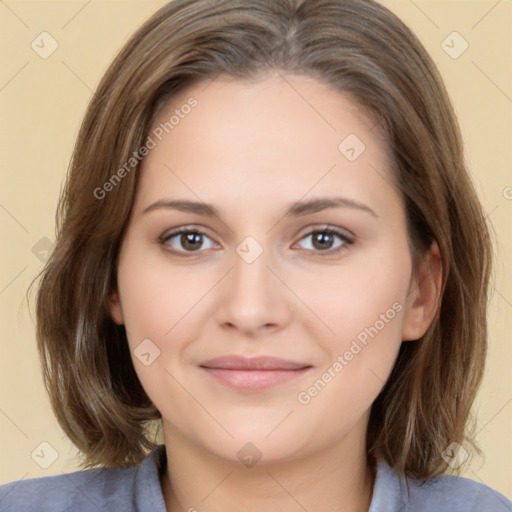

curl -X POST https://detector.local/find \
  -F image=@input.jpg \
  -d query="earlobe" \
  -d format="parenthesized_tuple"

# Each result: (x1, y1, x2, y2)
(108, 290, 125, 325)
(402, 241, 443, 341)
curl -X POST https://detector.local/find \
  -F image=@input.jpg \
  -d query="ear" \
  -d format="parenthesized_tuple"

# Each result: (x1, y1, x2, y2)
(108, 289, 125, 325)
(402, 241, 443, 341)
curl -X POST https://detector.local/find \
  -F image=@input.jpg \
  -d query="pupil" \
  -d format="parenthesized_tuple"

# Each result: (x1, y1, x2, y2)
(314, 232, 333, 250)
(183, 232, 202, 251)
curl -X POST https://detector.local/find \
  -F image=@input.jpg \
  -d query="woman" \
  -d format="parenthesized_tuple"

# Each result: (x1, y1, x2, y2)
(1, 0, 510, 510)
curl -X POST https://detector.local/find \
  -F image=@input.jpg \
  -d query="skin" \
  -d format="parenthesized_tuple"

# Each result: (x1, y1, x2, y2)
(109, 72, 442, 512)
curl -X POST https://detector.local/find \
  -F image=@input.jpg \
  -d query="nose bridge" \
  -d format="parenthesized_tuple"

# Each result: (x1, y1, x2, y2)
(231, 237, 274, 306)
(215, 235, 288, 333)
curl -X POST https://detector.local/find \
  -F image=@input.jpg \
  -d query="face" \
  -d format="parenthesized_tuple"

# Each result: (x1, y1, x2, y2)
(110, 72, 440, 465)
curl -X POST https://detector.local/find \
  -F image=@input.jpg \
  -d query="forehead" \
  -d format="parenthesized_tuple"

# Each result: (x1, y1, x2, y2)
(136, 72, 396, 217)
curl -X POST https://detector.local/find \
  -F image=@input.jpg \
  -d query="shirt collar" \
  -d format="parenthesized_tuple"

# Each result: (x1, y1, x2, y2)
(134, 444, 168, 512)
(135, 444, 407, 511)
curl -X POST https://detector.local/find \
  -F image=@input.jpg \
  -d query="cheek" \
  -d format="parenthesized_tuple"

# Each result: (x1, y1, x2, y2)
(116, 242, 213, 343)
(292, 244, 411, 419)
(115, 242, 225, 401)
(303, 243, 412, 352)
(114, 244, 209, 413)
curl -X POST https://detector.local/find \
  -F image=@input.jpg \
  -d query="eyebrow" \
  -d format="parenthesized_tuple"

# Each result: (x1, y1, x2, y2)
(142, 196, 377, 218)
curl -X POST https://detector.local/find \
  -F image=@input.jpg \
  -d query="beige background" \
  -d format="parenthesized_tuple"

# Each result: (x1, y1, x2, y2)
(0, 0, 511, 500)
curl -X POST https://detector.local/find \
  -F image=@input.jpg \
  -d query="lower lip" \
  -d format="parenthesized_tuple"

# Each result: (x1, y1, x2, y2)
(201, 367, 311, 392)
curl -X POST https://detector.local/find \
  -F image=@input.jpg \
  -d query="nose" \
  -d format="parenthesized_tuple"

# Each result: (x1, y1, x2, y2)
(215, 243, 291, 337)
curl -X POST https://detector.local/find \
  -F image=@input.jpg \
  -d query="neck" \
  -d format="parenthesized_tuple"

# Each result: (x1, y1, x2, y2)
(160, 421, 375, 512)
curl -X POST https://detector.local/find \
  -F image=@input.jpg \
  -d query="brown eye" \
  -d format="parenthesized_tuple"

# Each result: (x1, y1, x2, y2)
(296, 228, 354, 255)
(179, 232, 204, 251)
(311, 231, 336, 250)
(161, 228, 217, 254)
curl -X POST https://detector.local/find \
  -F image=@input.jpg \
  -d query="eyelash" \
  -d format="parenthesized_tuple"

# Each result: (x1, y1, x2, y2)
(159, 225, 355, 257)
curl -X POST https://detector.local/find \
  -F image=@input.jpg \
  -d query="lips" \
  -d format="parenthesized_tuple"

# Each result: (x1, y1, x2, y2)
(199, 355, 312, 392)
(200, 355, 310, 371)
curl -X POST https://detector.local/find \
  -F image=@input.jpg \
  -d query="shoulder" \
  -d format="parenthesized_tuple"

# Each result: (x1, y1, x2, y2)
(0, 465, 136, 512)
(371, 460, 512, 512)
(406, 472, 512, 511)
(0, 445, 167, 512)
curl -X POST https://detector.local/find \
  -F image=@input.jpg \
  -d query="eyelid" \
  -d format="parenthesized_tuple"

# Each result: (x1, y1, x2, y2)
(159, 225, 218, 249)
(295, 224, 355, 243)
(291, 225, 355, 256)
(159, 224, 355, 256)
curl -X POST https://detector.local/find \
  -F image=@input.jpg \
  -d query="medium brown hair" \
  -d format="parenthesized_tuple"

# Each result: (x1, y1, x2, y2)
(34, 0, 492, 479)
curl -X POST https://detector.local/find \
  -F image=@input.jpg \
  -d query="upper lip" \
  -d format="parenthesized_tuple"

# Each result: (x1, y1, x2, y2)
(199, 355, 311, 371)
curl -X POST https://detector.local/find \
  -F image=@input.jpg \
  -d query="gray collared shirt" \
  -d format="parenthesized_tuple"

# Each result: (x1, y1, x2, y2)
(1, 445, 510, 511)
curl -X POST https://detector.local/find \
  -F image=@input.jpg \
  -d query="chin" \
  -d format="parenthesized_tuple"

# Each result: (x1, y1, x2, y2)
(194, 418, 316, 466)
